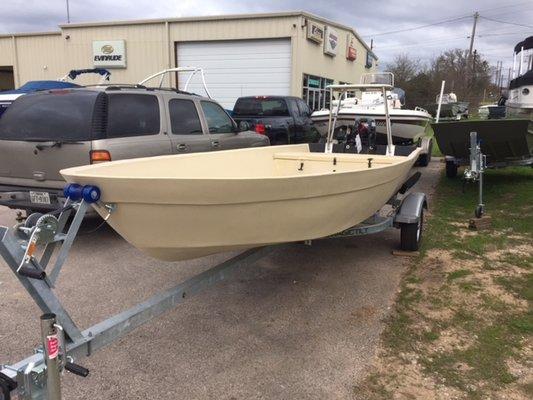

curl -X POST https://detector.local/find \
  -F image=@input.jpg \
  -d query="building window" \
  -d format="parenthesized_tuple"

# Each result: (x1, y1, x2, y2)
(339, 81, 356, 98)
(302, 74, 334, 111)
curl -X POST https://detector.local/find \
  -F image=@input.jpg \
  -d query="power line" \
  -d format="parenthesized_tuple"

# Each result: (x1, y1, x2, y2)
(361, 15, 471, 37)
(476, 0, 532, 14)
(479, 15, 533, 29)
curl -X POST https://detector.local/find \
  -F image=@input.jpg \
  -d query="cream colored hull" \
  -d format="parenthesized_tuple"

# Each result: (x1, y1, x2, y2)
(61, 145, 420, 261)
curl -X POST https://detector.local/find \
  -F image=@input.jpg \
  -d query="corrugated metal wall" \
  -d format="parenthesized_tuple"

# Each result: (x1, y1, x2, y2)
(1, 15, 375, 93)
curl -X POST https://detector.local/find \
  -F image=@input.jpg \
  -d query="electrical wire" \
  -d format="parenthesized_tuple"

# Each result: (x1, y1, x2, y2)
(479, 15, 533, 29)
(361, 15, 471, 37)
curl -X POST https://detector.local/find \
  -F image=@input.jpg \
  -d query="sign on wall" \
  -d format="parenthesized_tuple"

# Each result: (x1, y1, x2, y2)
(346, 34, 357, 61)
(93, 40, 127, 68)
(323, 26, 339, 57)
(307, 21, 324, 44)
(366, 51, 374, 69)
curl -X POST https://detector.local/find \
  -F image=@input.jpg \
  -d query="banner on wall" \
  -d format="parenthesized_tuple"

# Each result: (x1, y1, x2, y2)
(307, 21, 324, 44)
(346, 34, 357, 61)
(323, 26, 339, 56)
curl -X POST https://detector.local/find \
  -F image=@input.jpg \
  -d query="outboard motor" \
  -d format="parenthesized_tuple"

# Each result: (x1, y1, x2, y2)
(345, 118, 377, 153)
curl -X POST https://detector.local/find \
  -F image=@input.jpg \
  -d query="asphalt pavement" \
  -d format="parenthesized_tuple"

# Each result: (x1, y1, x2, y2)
(0, 159, 441, 399)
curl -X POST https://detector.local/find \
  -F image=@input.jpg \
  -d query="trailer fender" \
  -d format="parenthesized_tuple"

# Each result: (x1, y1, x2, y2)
(420, 136, 432, 155)
(394, 192, 427, 225)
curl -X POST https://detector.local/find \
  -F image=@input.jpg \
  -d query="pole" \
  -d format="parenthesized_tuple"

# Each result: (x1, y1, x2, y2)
(66, 0, 70, 23)
(435, 80, 446, 123)
(383, 86, 393, 155)
(41, 313, 62, 400)
(468, 12, 479, 60)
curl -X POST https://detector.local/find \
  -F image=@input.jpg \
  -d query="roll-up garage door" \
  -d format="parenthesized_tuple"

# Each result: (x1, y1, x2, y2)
(176, 38, 291, 109)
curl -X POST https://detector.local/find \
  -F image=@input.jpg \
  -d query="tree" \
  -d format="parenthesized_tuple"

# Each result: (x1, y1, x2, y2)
(384, 49, 493, 110)
(385, 54, 421, 88)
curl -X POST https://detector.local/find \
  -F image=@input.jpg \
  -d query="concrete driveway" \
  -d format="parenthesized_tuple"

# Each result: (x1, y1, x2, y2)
(0, 159, 441, 399)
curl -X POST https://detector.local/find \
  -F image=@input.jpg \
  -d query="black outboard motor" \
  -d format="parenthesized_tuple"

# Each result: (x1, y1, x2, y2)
(344, 118, 377, 153)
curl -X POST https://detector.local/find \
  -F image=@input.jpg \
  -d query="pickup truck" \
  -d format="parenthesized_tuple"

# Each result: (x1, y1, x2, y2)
(232, 96, 320, 145)
(0, 86, 268, 213)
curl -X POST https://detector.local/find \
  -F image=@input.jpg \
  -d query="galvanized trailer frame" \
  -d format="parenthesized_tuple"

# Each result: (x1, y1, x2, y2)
(0, 183, 425, 400)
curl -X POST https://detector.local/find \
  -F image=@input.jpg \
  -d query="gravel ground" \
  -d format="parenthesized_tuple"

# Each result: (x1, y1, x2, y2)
(0, 159, 441, 399)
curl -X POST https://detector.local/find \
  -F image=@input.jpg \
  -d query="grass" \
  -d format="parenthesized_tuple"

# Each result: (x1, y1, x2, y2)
(355, 165, 533, 399)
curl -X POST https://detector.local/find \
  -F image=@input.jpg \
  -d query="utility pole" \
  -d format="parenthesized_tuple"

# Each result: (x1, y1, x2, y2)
(468, 12, 479, 59)
(66, 0, 70, 23)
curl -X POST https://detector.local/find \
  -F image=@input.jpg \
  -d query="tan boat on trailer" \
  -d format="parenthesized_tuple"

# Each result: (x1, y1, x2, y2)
(61, 84, 420, 261)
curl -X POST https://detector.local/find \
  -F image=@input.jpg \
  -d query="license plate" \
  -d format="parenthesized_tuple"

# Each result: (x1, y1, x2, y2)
(29, 191, 51, 205)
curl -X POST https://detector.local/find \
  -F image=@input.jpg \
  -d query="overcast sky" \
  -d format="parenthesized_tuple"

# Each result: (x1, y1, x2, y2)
(2, 0, 532, 79)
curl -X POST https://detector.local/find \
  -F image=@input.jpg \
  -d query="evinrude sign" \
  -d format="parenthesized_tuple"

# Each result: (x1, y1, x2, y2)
(323, 26, 338, 56)
(93, 40, 126, 68)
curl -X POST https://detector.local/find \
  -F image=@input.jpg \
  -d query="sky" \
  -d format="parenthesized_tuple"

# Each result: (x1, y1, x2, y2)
(1, 0, 532, 82)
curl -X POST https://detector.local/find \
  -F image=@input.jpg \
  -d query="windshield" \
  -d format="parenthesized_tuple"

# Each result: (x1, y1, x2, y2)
(233, 98, 290, 116)
(0, 90, 102, 141)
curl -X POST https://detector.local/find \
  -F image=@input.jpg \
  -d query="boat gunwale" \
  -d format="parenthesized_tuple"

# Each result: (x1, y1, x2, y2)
(61, 148, 421, 182)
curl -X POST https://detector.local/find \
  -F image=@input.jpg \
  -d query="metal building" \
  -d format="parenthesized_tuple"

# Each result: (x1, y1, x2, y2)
(0, 11, 377, 110)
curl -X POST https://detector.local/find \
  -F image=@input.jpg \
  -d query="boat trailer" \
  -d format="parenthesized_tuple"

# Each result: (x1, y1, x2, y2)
(0, 180, 426, 399)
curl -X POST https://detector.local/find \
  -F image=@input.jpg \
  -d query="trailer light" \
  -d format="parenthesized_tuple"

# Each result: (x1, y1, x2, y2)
(254, 123, 266, 135)
(90, 150, 111, 164)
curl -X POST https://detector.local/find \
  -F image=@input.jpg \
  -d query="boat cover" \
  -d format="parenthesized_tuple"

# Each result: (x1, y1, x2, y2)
(432, 119, 533, 164)
(0, 80, 80, 95)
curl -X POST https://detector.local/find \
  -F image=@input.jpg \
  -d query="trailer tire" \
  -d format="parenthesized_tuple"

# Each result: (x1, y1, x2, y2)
(446, 160, 458, 178)
(400, 209, 424, 251)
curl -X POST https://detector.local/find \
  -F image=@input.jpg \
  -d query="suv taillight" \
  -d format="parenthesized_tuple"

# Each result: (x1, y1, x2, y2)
(254, 123, 266, 135)
(90, 150, 111, 164)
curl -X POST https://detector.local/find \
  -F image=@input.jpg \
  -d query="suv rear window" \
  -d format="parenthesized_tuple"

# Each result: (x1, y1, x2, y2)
(0, 90, 102, 141)
(107, 94, 160, 138)
(233, 98, 290, 117)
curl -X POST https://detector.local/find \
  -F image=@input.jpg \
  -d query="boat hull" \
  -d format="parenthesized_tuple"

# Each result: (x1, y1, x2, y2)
(432, 118, 533, 165)
(311, 113, 430, 144)
(61, 145, 420, 261)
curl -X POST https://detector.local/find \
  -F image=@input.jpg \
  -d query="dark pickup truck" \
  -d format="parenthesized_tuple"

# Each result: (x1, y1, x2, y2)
(232, 96, 320, 145)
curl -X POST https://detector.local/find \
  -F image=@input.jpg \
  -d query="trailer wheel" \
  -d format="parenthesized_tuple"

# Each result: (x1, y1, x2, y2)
(475, 205, 484, 219)
(445, 160, 458, 178)
(400, 209, 424, 251)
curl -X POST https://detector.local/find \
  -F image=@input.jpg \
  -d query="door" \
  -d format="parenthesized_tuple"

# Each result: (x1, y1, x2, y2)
(199, 101, 242, 150)
(176, 39, 291, 109)
(167, 98, 211, 154)
(296, 98, 320, 143)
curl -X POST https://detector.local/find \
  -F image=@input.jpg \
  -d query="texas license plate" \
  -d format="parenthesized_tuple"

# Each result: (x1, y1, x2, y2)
(29, 191, 51, 205)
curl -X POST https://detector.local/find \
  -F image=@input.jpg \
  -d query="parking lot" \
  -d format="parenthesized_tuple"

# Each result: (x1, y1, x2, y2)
(0, 160, 440, 399)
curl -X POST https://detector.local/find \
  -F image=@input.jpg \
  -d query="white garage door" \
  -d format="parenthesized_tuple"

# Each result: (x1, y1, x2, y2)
(176, 38, 291, 109)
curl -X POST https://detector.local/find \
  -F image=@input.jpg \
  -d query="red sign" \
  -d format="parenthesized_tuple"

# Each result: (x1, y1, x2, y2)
(346, 35, 357, 61)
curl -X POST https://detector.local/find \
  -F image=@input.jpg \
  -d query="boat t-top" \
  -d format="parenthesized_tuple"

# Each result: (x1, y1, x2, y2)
(507, 36, 533, 119)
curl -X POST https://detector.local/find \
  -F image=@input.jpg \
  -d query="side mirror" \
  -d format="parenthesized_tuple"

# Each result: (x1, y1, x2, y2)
(238, 121, 251, 132)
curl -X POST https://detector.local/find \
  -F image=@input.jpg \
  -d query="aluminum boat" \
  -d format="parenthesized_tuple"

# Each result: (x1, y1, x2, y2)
(433, 36, 533, 170)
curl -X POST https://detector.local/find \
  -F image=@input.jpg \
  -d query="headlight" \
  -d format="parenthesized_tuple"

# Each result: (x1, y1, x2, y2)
(522, 88, 530, 96)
